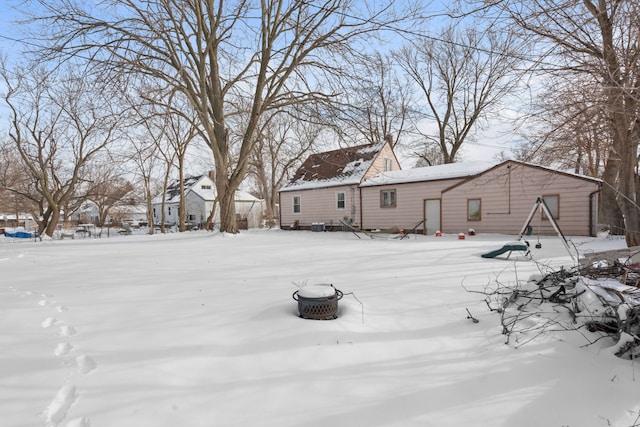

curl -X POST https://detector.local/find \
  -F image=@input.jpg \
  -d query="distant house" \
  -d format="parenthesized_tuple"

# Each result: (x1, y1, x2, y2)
(278, 136, 401, 230)
(280, 142, 602, 236)
(152, 174, 264, 229)
(0, 213, 36, 231)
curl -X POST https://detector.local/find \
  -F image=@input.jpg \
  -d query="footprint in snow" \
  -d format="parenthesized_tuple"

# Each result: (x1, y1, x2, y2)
(44, 383, 76, 425)
(38, 299, 51, 307)
(59, 325, 77, 337)
(42, 317, 57, 328)
(54, 343, 73, 357)
(56, 305, 69, 313)
(66, 416, 91, 427)
(76, 355, 97, 375)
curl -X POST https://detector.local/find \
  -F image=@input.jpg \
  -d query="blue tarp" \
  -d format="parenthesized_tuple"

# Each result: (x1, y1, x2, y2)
(4, 231, 38, 239)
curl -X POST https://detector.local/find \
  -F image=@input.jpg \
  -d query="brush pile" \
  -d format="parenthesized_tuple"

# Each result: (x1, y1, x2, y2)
(475, 247, 640, 359)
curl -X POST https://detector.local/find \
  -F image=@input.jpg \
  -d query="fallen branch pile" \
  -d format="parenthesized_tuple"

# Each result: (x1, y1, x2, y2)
(468, 248, 640, 359)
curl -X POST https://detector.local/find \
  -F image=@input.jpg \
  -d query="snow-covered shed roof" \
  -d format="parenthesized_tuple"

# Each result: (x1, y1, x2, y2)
(280, 143, 384, 192)
(360, 161, 496, 187)
(499, 160, 602, 183)
(235, 190, 262, 203)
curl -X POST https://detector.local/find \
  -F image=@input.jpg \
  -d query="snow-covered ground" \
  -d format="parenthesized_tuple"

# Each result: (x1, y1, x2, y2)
(1, 229, 637, 427)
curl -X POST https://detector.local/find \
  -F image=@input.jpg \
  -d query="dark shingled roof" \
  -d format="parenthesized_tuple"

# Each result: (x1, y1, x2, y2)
(284, 143, 381, 189)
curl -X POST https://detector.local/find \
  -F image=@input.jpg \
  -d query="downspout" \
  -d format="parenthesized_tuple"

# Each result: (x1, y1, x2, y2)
(507, 163, 511, 214)
(278, 192, 282, 229)
(359, 186, 363, 228)
(589, 186, 602, 237)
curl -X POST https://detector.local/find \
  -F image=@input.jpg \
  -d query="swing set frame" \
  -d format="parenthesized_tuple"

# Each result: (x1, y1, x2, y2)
(518, 197, 576, 261)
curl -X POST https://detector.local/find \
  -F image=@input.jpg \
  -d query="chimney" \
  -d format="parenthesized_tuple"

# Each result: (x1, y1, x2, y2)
(384, 134, 393, 146)
(208, 169, 215, 181)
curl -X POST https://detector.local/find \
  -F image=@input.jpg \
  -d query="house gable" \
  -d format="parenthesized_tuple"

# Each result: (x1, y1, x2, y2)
(440, 160, 601, 236)
(441, 160, 601, 194)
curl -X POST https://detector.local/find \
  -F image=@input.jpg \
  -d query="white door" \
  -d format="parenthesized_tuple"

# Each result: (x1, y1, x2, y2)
(424, 199, 441, 235)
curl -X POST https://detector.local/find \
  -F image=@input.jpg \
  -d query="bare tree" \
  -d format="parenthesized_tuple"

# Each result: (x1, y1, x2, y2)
(126, 132, 164, 234)
(1, 62, 126, 236)
(520, 77, 612, 177)
(84, 161, 135, 227)
(146, 93, 201, 232)
(35, 0, 415, 233)
(326, 51, 412, 149)
(0, 142, 38, 221)
(134, 111, 178, 234)
(477, 0, 640, 244)
(396, 23, 522, 164)
(249, 110, 325, 224)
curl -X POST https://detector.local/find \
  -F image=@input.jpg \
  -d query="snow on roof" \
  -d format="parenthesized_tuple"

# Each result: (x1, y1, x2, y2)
(152, 175, 215, 204)
(151, 175, 261, 204)
(280, 143, 383, 192)
(235, 190, 262, 203)
(360, 161, 496, 187)
(514, 160, 602, 183)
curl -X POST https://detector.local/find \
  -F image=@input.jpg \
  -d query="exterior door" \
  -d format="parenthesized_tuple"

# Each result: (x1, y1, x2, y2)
(424, 199, 441, 235)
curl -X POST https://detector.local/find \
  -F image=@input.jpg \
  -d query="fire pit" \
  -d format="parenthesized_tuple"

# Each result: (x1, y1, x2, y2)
(292, 284, 343, 320)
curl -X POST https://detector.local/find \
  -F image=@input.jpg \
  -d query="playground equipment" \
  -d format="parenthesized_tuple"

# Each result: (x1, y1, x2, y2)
(481, 241, 530, 259)
(482, 197, 576, 261)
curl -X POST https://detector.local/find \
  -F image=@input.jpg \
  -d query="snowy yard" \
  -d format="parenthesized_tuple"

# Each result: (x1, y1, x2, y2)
(1, 229, 638, 427)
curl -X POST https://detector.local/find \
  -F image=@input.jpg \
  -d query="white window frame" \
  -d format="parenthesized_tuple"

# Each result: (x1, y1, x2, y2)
(381, 189, 396, 208)
(293, 195, 301, 214)
(336, 191, 346, 210)
(467, 199, 481, 221)
(384, 158, 393, 172)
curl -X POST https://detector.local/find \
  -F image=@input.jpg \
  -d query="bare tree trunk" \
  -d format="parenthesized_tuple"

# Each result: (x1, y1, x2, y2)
(205, 200, 218, 231)
(217, 188, 238, 234)
(600, 155, 625, 234)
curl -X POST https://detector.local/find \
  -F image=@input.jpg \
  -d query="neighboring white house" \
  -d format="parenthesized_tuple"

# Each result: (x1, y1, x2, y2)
(152, 174, 264, 229)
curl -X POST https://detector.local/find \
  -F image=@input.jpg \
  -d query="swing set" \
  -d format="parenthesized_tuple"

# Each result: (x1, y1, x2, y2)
(482, 197, 576, 260)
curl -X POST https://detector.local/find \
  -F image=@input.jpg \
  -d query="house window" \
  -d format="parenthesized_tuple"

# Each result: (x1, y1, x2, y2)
(168, 207, 171, 215)
(336, 192, 346, 210)
(293, 195, 301, 214)
(467, 199, 481, 220)
(201, 185, 211, 190)
(384, 158, 393, 172)
(542, 195, 559, 219)
(381, 190, 396, 208)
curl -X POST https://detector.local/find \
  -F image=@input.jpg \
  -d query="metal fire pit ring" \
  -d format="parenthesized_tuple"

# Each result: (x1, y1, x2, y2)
(292, 284, 343, 320)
